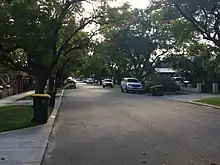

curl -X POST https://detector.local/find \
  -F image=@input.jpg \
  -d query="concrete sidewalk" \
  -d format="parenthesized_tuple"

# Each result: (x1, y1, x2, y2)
(0, 91, 34, 107)
(0, 90, 64, 165)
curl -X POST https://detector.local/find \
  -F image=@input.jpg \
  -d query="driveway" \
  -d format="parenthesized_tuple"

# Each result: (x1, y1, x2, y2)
(42, 84, 220, 165)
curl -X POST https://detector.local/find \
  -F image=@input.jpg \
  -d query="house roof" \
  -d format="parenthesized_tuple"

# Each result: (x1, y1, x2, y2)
(155, 68, 176, 73)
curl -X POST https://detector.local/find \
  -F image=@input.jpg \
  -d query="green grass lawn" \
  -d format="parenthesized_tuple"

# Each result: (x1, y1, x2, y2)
(0, 105, 38, 132)
(195, 98, 220, 107)
(0, 105, 54, 132)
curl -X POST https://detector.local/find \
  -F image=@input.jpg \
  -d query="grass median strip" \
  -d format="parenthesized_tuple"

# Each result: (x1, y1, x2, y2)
(0, 105, 39, 132)
(195, 98, 220, 107)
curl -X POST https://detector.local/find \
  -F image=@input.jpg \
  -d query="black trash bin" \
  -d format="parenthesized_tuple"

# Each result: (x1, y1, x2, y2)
(150, 85, 164, 96)
(32, 94, 50, 123)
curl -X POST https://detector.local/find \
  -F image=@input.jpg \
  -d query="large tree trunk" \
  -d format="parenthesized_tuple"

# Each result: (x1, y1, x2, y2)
(35, 74, 47, 94)
(55, 76, 63, 93)
(47, 77, 56, 107)
(55, 72, 63, 89)
(54, 77, 60, 93)
(32, 73, 49, 123)
(48, 77, 55, 92)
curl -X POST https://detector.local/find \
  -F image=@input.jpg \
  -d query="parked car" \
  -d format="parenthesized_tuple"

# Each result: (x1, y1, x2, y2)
(102, 79, 114, 88)
(86, 78, 93, 84)
(64, 77, 75, 85)
(171, 77, 190, 86)
(121, 78, 143, 93)
(66, 80, 76, 89)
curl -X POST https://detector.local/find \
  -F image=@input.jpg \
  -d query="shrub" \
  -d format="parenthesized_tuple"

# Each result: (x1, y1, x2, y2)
(201, 83, 213, 93)
(144, 76, 178, 93)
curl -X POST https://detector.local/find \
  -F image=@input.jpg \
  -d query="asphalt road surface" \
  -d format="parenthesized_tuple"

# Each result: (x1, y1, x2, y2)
(42, 84, 220, 165)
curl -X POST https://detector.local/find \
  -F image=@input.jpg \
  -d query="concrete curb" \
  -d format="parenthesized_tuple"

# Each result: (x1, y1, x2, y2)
(187, 101, 220, 110)
(153, 95, 220, 110)
(164, 97, 220, 110)
(39, 89, 65, 165)
(0, 90, 65, 165)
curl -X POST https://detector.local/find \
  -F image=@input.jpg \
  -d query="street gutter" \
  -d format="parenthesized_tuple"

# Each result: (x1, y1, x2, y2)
(187, 101, 220, 110)
(40, 89, 64, 164)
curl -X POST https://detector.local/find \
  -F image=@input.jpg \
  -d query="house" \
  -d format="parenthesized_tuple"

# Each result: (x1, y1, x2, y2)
(154, 68, 176, 77)
(154, 62, 176, 77)
(10, 71, 32, 94)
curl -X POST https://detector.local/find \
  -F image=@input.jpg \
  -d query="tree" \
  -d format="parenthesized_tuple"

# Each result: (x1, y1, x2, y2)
(0, 0, 111, 94)
(98, 7, 176, 81)
(166, 41, 220, 85)
(105, 28, 157, 80)
(0, 65, 11, 85)
(164, 0, 220, 49)
(79, 51, 109, 82)
(53, 43, 88, 84)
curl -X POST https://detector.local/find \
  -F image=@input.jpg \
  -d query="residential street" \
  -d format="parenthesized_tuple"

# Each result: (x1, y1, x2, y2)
(42, 84, 220, 165)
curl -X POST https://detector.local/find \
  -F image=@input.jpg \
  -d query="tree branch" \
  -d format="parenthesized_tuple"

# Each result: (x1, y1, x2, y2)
(144, 49, 169, 79)
(51, 0, 87, 66)
(212, 11, 220, 40)
(57, 15, 102, 57)
(173, 2, 211, 40)
(0, 55, 28, 73)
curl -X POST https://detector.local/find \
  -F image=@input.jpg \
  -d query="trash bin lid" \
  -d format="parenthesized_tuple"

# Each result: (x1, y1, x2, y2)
(150, 85, 163, 88)
(32, 94, 51, 98)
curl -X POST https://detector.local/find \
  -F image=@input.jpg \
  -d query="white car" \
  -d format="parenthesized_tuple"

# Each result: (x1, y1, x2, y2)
(102, 79, 114, 88)
(86, 78, 93, 84)
(121, 78, 143, 93)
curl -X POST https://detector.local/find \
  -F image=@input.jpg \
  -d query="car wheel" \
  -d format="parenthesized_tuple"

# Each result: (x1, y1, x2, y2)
(110, 85, 113, 88)
(103, 86, 105, 88)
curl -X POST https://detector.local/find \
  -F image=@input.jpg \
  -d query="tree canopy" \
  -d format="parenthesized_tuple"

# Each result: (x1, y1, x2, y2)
(0, 0, 112, 93)
(164, 0, 220, 48)
(1, 0, 220, 94)
(83, 5, 184, 82)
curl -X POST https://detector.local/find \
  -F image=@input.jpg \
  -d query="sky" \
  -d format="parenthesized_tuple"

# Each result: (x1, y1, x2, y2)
(121, 0, 150, 8)
(83, 0, 151, 13)
(83, 0, 151, 32)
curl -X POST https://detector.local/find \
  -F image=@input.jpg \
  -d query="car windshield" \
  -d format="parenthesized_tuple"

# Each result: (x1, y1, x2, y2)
(105, 79, 112, 82)
(127, 79, 139, 83)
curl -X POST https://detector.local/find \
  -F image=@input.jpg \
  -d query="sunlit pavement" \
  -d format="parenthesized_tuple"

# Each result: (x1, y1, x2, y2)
(41, 84, 220, 165)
